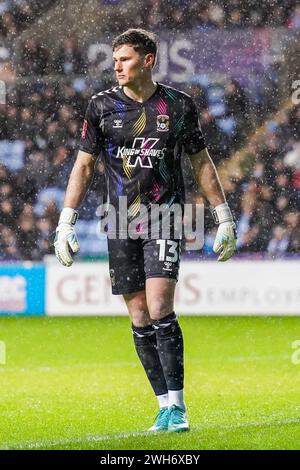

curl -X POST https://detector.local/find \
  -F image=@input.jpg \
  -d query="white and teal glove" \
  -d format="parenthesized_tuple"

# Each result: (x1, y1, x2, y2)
(212, 203, 237, 262)
(54, 208, 80, 267)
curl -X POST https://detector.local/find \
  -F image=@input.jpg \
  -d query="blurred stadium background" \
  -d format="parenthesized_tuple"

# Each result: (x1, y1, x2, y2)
(0, 0, 300, 450)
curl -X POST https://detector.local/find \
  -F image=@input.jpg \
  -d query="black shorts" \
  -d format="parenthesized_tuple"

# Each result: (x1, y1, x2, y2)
(107, 238, 181, 295)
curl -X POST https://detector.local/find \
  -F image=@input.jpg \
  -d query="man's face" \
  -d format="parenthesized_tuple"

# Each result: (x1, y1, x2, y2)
(113, 44, 153, 87)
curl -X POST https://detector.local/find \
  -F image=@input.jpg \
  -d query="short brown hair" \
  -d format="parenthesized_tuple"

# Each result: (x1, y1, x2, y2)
(112, 28, 158, 61)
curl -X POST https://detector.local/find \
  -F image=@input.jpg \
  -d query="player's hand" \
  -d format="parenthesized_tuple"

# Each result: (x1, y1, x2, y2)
(213, 221, 237, 262)
(54, 208, 80, 267)
(212, 203, 237, 262)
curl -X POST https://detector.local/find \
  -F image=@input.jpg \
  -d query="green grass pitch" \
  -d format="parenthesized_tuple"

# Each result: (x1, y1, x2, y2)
(0, 316, 300, 450)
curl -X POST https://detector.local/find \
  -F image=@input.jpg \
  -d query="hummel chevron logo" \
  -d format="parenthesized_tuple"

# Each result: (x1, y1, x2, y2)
(113, 119, 123, 128)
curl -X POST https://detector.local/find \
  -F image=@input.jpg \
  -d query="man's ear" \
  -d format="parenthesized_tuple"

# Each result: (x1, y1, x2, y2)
(144, 52, 155, 69)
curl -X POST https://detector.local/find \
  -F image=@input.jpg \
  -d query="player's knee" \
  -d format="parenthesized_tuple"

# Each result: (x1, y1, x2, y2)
(123, 291, 150, 326)
(129, 302, 150, 326)
(148, 300, 173, 321)
(131, 310, 151, 327)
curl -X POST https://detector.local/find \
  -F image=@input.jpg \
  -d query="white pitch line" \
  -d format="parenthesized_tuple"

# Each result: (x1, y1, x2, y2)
(2, 416, 300, 450)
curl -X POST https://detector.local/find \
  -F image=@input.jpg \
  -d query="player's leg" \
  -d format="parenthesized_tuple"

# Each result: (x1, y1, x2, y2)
(123, 289, 169, 431)
(146, 277, 189, 432)
(123, 289, 169, 402)
(107, 237, 168, 430)
(144, 239, 189, 432)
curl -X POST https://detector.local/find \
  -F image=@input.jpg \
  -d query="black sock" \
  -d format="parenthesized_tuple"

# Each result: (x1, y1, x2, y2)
(132, 324, 168, 396)
(153, 312, 184, 391)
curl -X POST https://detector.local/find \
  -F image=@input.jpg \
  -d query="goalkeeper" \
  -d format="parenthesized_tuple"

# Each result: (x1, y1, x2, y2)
(54, 28, 236, 433)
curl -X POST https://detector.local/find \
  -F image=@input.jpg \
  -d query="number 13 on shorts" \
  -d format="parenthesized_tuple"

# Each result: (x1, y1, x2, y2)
(156, 240, 179, 262)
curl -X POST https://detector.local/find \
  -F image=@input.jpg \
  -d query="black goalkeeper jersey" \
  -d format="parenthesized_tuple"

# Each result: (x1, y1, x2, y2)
(79, 82, 206, 232)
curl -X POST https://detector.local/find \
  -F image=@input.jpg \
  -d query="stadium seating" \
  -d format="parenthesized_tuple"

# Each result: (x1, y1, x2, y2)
(0, 0, 299, 260)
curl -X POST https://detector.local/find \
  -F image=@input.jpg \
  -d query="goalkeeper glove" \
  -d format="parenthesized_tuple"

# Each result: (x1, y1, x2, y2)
(54, 208, 80, 267)
(212, 203, 237, 262)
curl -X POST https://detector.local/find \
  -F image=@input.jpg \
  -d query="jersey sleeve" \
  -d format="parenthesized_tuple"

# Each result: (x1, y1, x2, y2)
(181, 97, 206, 155)
(78, 98, 104, 157)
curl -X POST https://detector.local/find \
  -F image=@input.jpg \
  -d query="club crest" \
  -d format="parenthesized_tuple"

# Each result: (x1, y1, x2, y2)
(157, 114, 169, 132)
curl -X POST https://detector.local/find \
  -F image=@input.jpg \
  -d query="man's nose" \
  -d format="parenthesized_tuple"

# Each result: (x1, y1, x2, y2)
(114, 62, 122, 71)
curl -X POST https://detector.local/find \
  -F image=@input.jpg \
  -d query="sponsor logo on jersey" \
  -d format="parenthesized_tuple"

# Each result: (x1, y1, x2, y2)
(116, 137, 166, 168)
(157, 114, 169, 132)
(113, 119, 123, 128)
(81, 119, 88, 139)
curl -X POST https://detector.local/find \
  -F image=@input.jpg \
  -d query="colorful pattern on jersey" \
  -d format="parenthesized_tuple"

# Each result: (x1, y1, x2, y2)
(79, 83, 206, 235)
(116, 100, 126, 118)
(156, 97, 167, 115)
(150, 178, 161, 201)
(174, 115, 184, 135)
(158, 158, 169, 183)
(122, 155, 133, 179)
(133, 108, 146, 136)
(167, 195, 176, 207)
(107, 138, 114, 158)
(117, 174, 123, 196)
(128, 193, 141, 219)
(164, 87, 177, 102)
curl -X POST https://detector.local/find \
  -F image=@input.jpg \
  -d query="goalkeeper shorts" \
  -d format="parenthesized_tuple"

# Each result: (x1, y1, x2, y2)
(107, 237, 181, 295)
